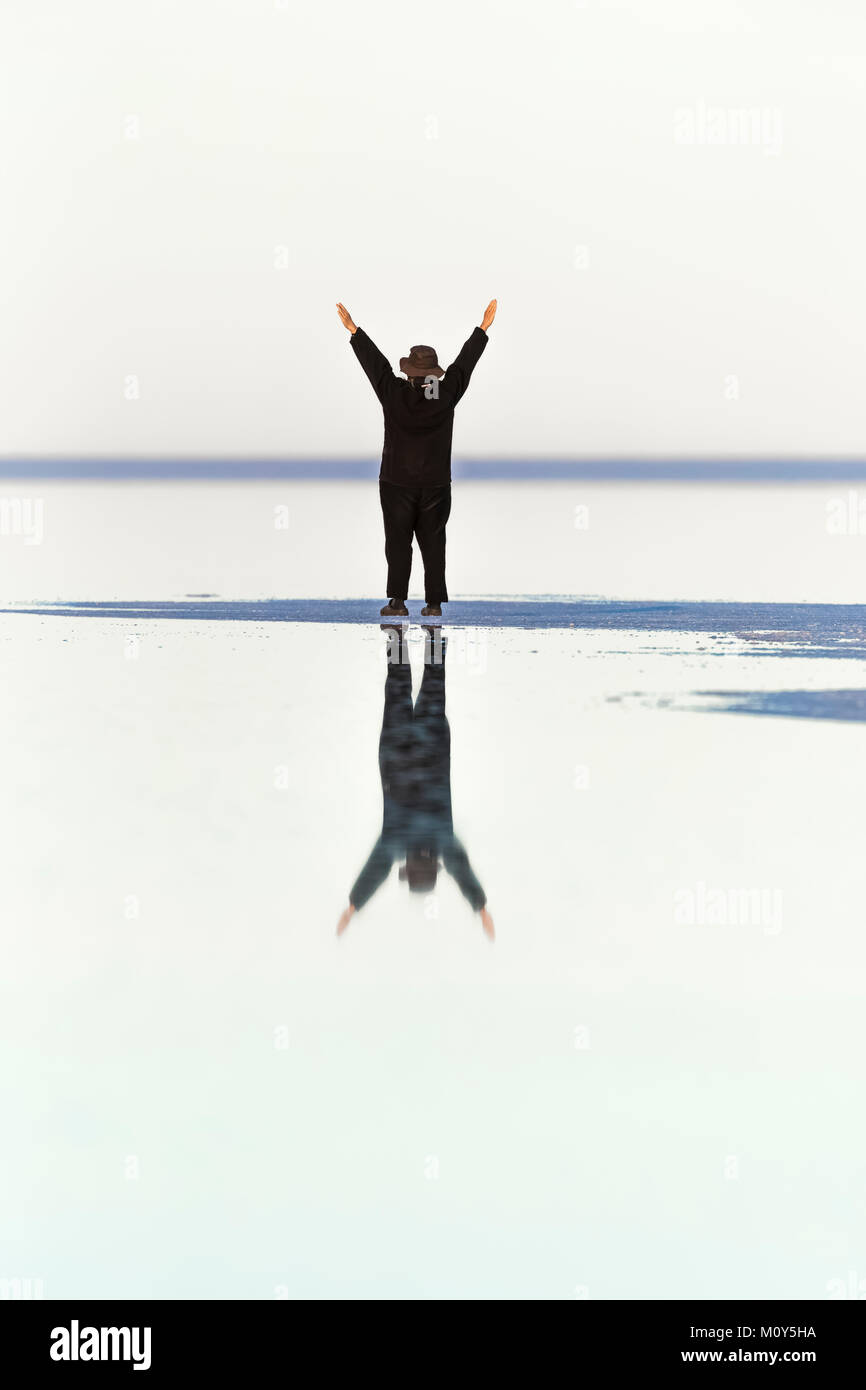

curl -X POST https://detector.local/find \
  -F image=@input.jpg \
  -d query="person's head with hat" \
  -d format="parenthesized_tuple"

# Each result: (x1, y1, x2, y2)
(399, 344, 444, 387)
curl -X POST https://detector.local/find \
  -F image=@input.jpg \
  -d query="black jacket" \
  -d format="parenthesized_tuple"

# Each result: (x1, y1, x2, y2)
(350, 324, 488, 487)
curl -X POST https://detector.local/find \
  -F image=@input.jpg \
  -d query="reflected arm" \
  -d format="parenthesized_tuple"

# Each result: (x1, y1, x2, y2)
(349, 837, 395, 912)
(442, 837, 487, 911)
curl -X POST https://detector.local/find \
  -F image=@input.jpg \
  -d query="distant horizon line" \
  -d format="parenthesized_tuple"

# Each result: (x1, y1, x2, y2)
(4, 458, 866, 481)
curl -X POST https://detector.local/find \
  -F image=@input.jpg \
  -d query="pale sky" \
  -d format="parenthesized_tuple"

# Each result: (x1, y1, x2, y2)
(2, 0, 865, 458)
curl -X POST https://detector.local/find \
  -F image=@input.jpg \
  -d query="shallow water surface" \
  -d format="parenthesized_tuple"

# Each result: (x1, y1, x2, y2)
(1, 480, 864, 1297)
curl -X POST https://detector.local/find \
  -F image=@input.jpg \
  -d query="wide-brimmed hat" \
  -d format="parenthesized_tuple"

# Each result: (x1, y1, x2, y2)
(399, 852, 442, 892)
(399, 344, 444, 379)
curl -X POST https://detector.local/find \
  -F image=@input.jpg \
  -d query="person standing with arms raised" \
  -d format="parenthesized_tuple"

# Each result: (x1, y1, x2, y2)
(337, 299, 497, 618)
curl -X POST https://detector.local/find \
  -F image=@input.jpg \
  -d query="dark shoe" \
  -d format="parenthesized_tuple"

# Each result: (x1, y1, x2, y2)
(421, 604, 442, 617)
(380, 598, 408, 617)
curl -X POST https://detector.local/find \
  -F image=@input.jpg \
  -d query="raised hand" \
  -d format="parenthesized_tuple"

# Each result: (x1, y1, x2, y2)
(337, 903, 356, 936)
(336, 302, 357, 334)
(480, 299, 497, 332)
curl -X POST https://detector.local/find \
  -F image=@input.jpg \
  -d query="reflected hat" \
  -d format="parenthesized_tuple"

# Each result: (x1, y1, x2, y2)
(399, 345, 444, 379)
(399, 853, 441, 892)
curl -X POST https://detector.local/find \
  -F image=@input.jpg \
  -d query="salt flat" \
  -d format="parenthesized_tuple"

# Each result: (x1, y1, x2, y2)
(2, 478, 866, 605)
(1, 611, 865, 1298)
(1, 480, 864, 1298)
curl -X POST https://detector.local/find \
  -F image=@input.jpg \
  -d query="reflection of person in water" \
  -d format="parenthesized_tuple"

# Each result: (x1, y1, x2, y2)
(337, 627, 494, 940)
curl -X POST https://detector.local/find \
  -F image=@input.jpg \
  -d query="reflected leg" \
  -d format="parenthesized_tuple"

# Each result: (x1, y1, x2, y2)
(379, 629, 414, 775)
(412, 640, 450, 821)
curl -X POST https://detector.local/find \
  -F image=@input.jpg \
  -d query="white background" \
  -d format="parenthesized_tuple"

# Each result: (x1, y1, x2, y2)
(2, 1, 866, 457)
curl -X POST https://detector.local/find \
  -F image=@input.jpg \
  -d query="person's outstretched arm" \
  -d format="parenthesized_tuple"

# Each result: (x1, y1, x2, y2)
(442, 299, 497, 406)
(337, 301, 395, 404)
(337, 837, 395, 934)
(442, 836, 495, 939)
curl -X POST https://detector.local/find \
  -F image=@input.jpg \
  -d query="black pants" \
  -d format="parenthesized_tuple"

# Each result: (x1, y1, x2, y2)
(379, 482, 451, 603)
